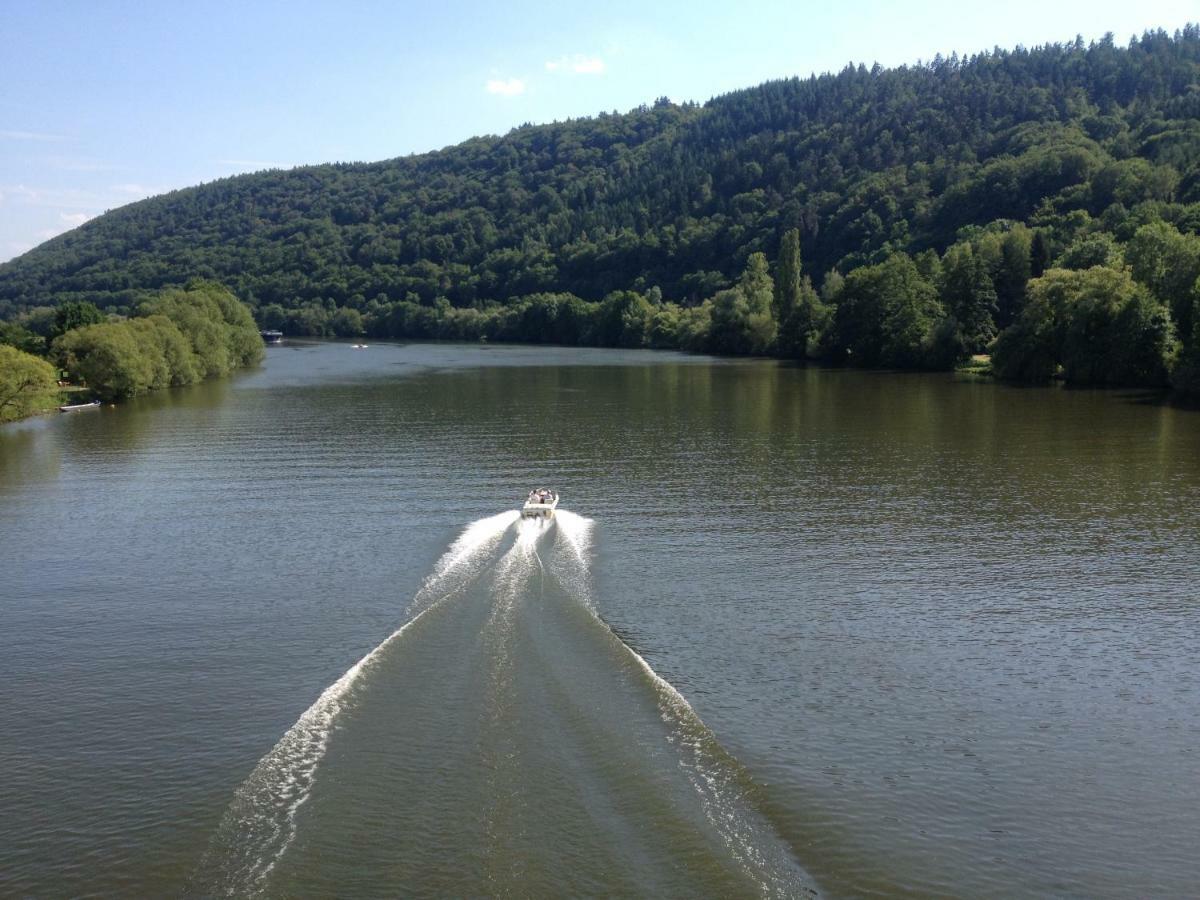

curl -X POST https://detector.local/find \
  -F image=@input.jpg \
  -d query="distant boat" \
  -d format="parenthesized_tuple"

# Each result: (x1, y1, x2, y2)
(59, 401, 101, 412)
(260, 330, 283, 344)
(521, 489, 559, 519)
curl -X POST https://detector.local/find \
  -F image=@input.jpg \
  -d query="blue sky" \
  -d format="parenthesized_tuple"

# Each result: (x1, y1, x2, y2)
(1, 0, 1196, 263)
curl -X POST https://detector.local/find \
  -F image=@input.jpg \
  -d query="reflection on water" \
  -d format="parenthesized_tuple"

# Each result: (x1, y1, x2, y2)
(2, 341, 1199, 898)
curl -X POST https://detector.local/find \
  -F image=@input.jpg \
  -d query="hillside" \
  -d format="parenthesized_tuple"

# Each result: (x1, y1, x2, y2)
(2, 27, 1200, 392)
(1, 28, 1197, 316)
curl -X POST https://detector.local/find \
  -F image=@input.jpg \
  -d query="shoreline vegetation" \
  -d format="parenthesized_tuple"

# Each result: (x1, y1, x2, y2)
(0, 282, 263, 424)
(2, 29, 1200, 405)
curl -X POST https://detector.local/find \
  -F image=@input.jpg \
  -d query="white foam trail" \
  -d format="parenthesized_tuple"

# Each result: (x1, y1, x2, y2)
(553, 509, 593, 567)
(478, 515, 553, 861)
(548, 514, 813, 896)
(408, 511, 521, 617)
(486, 516, 546, 627)
(196, 511, 518, 895)
(549, 510, 595, 614)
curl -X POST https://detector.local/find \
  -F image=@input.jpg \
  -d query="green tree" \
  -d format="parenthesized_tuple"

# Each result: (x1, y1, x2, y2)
(54, 323, 156, 401)
(0, 321, 46, 356)
(774, 229, 829, 358)
(259, 303, 287, 331)
(708, 253, 776, 355)
(675, 301, 713, 352)
(1062, 273, 1172, 386)
(331, 307, 365, 337)
(1124, 222, 1200, 341)
(131, 315, 201, 386)
(594, 291, 654, 347)
(1170, 299, 1200, 398)
(50, 283, 259, 401)
(0, 345, 60, 423)
(833, 253, 946, 368)
(992, 266, 1173, 386)
(647, 304, 682, 348)
(1058, 233, 1123, 270)
(1030, 230, 1052, 278)
(994, 227, 1032, 329)
(773, 229, 802, 348)
(50, 301, 106, 341)
(939, 243, 998, 352)
(142, 282, 263, 375)
(990, 292, 1062, 382)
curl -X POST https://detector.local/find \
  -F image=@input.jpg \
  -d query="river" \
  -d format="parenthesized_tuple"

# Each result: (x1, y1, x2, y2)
(2, 341, 1198, 897)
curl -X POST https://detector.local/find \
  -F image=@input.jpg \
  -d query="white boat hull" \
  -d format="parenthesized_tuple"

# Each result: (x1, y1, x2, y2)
(521, 492, 559, 519)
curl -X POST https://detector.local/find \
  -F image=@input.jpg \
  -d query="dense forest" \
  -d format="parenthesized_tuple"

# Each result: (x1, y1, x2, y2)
(2, 28, 1200, 392)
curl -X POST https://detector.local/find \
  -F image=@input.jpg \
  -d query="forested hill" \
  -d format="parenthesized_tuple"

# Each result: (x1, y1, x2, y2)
(2, 28, 1199, 324)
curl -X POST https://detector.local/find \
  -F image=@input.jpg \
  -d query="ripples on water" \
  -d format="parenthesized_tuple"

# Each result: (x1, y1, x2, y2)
(1, 342, 1199, 898)
(189, 510, 814, 898)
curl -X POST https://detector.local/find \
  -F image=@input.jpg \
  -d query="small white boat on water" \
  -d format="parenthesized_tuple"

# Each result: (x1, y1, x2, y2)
(58, 401, 100, 412)
(522, 489, 559, 519)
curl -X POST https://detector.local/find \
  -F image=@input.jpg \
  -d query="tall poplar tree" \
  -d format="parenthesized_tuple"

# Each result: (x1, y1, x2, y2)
(774, 228, 830, 358)
(773, 229, 802, 327)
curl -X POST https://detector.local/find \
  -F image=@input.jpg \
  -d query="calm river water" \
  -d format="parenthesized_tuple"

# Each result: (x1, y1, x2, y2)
(2, 341, 1198, 898)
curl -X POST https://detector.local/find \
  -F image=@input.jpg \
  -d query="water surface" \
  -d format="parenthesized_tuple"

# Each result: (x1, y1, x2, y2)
(2, 342, 1198, 897)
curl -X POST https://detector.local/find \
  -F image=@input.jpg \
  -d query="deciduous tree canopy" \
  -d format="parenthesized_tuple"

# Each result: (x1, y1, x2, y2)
(0, 346, 59, 423)
(50, 282, 263, 401)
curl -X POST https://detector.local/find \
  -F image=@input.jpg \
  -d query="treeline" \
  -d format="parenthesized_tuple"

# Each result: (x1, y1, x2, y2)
(1, 27, 1199, 394)
(265, 219, 1195, 394)
(0, 282, 263, 415)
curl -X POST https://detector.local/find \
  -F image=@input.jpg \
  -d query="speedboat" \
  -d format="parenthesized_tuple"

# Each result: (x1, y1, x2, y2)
(522, 489, 559, 519)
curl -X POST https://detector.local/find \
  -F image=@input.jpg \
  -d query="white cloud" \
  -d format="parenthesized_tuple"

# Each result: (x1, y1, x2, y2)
(573, 56, 606, 75)
(545, 55, 606, 75)
(485, 77, 526, 96)
(0, 129, 64, 142)
(31, 212, 93, 243)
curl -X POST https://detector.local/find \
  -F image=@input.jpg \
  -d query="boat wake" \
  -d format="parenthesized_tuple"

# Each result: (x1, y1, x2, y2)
(188, 510, 518, 895)
(189, 508, 815, 897)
